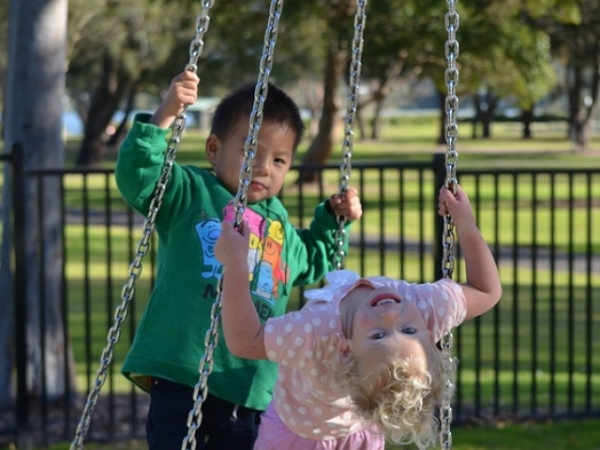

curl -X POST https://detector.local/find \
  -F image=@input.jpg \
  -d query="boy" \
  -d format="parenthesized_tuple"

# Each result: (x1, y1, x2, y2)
(115, 70, 363, 449)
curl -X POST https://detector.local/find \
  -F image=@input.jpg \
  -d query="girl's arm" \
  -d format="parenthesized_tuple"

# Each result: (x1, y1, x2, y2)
(439, 185, 502, 320)
(215, 220, 267, 360)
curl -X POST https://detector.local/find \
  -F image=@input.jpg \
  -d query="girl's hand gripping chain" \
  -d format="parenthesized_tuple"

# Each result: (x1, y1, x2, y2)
(215, 221, 268, 360)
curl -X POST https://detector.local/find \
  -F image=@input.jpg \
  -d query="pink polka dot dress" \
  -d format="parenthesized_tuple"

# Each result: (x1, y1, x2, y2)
(259, 270, 467, 447)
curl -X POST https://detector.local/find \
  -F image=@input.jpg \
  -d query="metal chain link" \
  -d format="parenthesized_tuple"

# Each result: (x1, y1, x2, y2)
(69, 2, 216, 449)
(440, 1, 459, 449)
(181, 1, 284, 449)
(333, 0, 368, 270)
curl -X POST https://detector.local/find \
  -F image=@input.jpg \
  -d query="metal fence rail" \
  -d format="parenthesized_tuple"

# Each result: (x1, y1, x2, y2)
(456, 168, 599, 421)
(1, 150, 599, 446)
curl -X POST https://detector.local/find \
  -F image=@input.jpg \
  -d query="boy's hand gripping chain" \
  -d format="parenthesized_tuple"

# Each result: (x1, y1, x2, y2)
(69, 2, 216, 449)
(334, 0, 368, 270)
(440, 1, 460, 449)
(181, 1, 284, 449)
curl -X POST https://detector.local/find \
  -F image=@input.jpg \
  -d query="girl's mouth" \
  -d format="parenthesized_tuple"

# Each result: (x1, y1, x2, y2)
(371, 296, 400, 307)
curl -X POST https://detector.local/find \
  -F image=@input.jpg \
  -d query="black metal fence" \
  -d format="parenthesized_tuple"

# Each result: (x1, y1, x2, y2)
(1, 144, 599, 447)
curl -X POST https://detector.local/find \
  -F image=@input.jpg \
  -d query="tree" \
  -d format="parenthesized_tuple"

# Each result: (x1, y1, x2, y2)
(420, 0, 558, 142)
(541, 0, 599, 150)
(0, 0, 75, 411)
(356, 0, 448, 141)
(67, 0, 325, 166)
(0, 1, 8, 115)
(290, 0, 360, 183)
(68, 0, 199, 166)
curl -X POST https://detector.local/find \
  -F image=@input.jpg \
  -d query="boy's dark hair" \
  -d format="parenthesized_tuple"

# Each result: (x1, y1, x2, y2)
(210, 83, 305, 151)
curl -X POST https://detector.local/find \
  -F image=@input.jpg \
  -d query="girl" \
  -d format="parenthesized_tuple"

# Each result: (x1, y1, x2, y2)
(215, 184, 502, 450)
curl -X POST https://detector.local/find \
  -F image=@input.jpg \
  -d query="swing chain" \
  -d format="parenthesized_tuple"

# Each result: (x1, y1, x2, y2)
(233, 0, 284, 227)
(69, 2, 215, 449)
(440, 1, 459, 449)
(334, 0, 368, 270)
(440, 331, 454, 450)
(182, 2, 284, 449)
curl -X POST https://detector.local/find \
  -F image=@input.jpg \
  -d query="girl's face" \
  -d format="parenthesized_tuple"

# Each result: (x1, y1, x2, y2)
(342, 286, 433, 370)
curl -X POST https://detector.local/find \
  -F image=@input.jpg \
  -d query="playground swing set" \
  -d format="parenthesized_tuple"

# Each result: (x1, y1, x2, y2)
(70, 1, 461, 449)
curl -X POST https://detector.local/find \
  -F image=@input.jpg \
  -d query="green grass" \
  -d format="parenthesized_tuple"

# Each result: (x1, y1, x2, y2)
(31, 418, 600, 449)
(391, 418, 600, 449)
(58, 162, 600, 256)
(67, 242, 600, 412)
(62, 120, 600, 406)
(6, 116, 600, 449)
(64, 116, 600, 167)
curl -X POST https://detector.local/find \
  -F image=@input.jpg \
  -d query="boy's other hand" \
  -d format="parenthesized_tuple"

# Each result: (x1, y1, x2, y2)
(329, 188, 363, 221)
(150, 70, 200, 128)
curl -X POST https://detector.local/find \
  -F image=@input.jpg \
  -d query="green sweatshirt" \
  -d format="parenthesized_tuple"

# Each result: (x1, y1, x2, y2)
(115, 114, 350, 411)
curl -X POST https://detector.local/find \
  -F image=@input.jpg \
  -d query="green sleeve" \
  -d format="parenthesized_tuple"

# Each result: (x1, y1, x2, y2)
(114, 113, 202, 229)
(288, 201, 352, 286)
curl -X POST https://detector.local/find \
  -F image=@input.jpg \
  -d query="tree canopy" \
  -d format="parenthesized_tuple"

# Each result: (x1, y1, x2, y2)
(2, 0, 598, 163)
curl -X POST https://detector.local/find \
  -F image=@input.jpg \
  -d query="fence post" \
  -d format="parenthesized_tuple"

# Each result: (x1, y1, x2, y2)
(432, 153, 446, 281)
(11, 142, 30, 445)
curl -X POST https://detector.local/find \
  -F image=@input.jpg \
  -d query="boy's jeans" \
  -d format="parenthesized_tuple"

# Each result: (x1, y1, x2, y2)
(147, 377, 262, 450)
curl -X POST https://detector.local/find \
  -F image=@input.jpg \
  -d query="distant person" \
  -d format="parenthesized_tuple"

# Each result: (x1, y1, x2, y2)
(114, 70, 363, 450)
(215, 184, 502, 450)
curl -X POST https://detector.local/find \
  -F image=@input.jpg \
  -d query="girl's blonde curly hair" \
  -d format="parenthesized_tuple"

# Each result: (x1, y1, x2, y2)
(336, 342, 456, 450)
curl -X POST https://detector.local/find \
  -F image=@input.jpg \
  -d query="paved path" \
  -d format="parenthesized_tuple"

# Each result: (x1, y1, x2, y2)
(349, 235, 600, 275)
(62, 208, 599, 275)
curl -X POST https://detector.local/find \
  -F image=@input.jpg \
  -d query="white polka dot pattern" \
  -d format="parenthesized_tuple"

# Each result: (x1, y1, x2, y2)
(263, 275, 467, 439)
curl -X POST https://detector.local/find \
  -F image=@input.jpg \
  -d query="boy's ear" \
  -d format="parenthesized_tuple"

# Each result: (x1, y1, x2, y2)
(205, 134, 221, 165)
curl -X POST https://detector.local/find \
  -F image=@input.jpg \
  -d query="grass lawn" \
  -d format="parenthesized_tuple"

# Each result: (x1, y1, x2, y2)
(392, 418, 600, 449)
(64, 115, 600, 167)
(5, 115, 600, 450)
(37, 418, 600, 449)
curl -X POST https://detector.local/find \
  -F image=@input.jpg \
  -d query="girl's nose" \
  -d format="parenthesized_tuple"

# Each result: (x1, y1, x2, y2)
(380, 307, 400, 325)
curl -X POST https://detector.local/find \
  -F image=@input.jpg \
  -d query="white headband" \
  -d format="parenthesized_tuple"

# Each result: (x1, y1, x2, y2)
(303, 269, 373, 303)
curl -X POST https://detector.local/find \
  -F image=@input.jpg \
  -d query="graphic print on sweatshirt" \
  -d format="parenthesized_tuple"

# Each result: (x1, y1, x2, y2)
(194, 218, 223, 279)
(195, 205, 289, 306)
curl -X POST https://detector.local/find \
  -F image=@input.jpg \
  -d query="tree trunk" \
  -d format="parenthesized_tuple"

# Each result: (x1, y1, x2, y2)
(370, 92, 385, 140)
(472, 94, 481, 139)
(1, 0, 75, 408)
(567, 55, 599, 151)
(437, 90, 447, 145)
(480, 90, 497, 139)
(365, 61, 406, 141)
(575, 120, 592, 149)
(566, 63, 582, 143)
(356, 102, 366, 141)
(521, 108, 534, 139)
(481, 110, 493, 138)
(107, 82, 138, 150)
(75, 52, 134, 166)
(297, 40, 346, 184)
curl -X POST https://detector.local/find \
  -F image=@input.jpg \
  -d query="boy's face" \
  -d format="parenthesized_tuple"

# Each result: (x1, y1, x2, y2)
(205, 117, 296, 203)
(343, 285, 432, 371)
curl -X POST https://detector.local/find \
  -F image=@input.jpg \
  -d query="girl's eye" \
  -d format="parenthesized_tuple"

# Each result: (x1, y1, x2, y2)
(402, 327, 417, 335)
(370, 332, 386, 340)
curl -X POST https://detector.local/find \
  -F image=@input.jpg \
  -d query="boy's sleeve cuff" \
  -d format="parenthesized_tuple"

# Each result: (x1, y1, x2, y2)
(129, 113, 170, 142)
(324, 198, 334, 215)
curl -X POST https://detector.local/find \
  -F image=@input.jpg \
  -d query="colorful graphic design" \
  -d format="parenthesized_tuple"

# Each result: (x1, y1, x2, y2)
(195, 218, 223, 279)
(194, 205, 289, 306)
